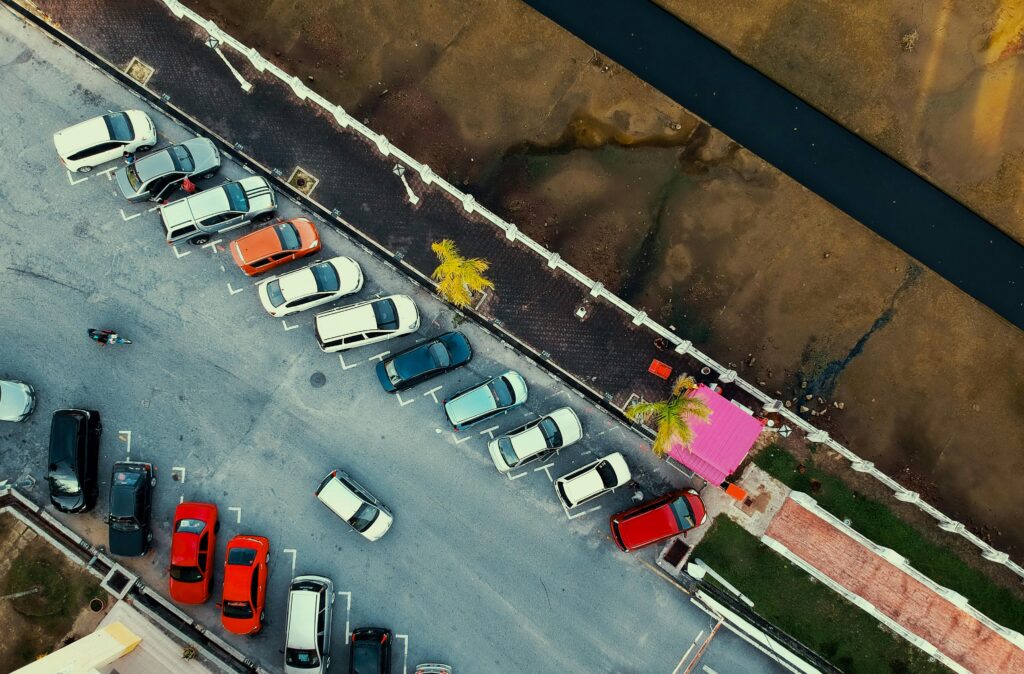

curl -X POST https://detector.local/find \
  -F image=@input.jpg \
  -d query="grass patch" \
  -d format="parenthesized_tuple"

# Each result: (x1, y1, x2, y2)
(695, 517, 951, 674)
(754, 444, 1024, 634)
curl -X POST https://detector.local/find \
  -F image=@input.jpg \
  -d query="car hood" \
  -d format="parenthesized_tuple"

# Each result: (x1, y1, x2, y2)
(109, 525, 147, 556)
(0, 380, 33, 421)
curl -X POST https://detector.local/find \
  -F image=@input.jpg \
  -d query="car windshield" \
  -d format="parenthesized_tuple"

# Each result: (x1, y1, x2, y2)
(286, 648, 321, 668)
(596, 460, 618, 488)
(539, 417, 562, 448)
(384, 359, 401, 385)
(125, 163, 143, 191)
(223, 600, 253, 619)
(175, 518, 206, 534)
(428, 342, 451, 368)
(670, 496, 697, 530)
(265, 279, 285, 307)
(169, 565, 203, 582)
(497, 437, 518, 466)
(170, 144, 194, 172)
(223, 182, 249, 213)
(275, 222, 301, 250)
(349, 502, 379, 532)
(311, 261, 340, 291)
(489, 377, 514, 407)
(103, 111, 134, 141)
(109, 515, 140, 532)
(47, 468, 81, 496)
(372, 298, 399, 330)
(352, 642, 382, 674)
(227, 547, 257, 566)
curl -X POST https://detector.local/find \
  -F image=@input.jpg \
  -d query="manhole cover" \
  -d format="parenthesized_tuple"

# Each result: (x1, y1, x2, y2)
(310, 372, 326, 388)
(125, 57, 155, 86)
(288, 166, 319, 196)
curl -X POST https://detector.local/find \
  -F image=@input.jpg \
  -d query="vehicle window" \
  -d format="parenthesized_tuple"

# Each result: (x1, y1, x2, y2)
(371, 298, 399, 330)
(222, 182, 249, 213)
(497, 437, 519, 467)
(362, 330, 387, 339)
(488, 377, 514, 407)
(172, 224, 197, 237)
(47, 466, 81, 496)
(669, 496, 697, 530)
(265, 280, 286, 307)
(175, 518, 206, 534)
(341, 334, 365, 344)
(250, 566, 260, 606)
(202, 213, 231, 227)
(170, 565, 203, 582)
(349, 502, 379, 532)
(227, 547, 257, 566)
(352, 641, 382, 673)
(596, 460, 619, 488)
(125, 163, 143, 191)
(311, 262, 341, 292)
(103, 112, 135, 141)
(68, 141, 123, 161)
(198, 532, 209, 552)
(275, 222, 301, 250)
(223, 600, 253, 619)
(251, 257, 272, 268)
(170, 144, 195, 172)
(288, 293, 322, 307)
(285, 649, 320, 668)
(428, 342, 451, 368)
(197, 552, 208, 570)
(539, 417, 563, 448)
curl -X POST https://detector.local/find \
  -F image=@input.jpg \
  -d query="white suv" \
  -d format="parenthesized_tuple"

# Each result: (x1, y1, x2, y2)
(284, 575, 334, 674)
(160, 176, 277, 245)
(314, 295, 419, 352)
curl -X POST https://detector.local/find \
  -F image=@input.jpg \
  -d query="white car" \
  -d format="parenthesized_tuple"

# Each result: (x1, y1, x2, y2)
(257, 256, 363, 317)
(488, 407, 582, 473)
(53, 110, 156, 173)
(555, 452, 631, 509)
(0, 379, 36, 422)
(314, 295, 419, 353)
(160, 176, 277, 245)
(314, 470, 394, 541)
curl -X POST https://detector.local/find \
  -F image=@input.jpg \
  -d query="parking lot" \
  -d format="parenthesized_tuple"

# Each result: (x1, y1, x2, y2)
(0, 11, 787, 674)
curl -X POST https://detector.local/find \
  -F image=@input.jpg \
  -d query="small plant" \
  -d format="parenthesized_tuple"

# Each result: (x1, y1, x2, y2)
(430, 239, 494, 309)
(182, 645, 198, 660)
(625, 375, 712, 457)
(901, 30, 918, 52)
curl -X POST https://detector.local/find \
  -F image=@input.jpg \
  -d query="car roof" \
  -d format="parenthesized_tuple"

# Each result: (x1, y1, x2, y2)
(316, 475, 363, 520)
(235, 222, 286, 260)
(287, 587, 320, 649)
(52, 114, 111, 155)
(446, 380, 497, 423)
(616, 497, 683, 549)
(560, 452, 629, 503)
(135, 147, 177, 182)
(547, 407, 582, 444)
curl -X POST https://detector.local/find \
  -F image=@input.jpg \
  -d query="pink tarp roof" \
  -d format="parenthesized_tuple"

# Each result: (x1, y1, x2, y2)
(668, 384, 764, 485)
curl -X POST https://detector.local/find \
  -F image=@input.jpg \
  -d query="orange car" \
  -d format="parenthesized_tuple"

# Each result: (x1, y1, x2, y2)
(220, 535, 270, 635)
(230, 217, 320, 276)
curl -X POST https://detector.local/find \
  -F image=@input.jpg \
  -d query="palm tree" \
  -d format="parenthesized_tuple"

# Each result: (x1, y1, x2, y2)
(625, 375, 712, 457)
(431, 239, 494, 309)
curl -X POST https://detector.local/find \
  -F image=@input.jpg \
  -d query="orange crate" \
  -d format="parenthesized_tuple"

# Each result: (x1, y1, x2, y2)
(648, 359, 672, 380)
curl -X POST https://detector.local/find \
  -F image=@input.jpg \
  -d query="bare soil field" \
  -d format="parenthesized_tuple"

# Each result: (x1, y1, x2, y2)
(657, 0, 1024, 245)
(181, 0, 1024, 562)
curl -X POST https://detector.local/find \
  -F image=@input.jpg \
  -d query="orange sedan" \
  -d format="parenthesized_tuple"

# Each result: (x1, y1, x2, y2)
(220, 535, 270, 635)
(230, 217, 320, 276)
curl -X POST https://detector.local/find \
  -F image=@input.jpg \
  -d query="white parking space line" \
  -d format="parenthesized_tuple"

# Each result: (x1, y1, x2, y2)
(282, 319, 299, 331)
(172, 245, 191, 259)
(119, 208, 141, 221)
(701, 666, 720, 674)
(396, 634, 409, 674)
(451, 432, 472, 445)
(479, 425, 500, 440)
(422, 386, 443, 404)
(226, 282, 244, 295)
(98, 166, 117, 179)
(507, 470, 529, 481)
(473, 289, 489, 310)
(228, 506, 242, 524)
(201, 239, 222, 252)
(118, 430, 132, 457)
(171, 466, 186, 483)
(147, 205, 161, 213)
(367, 350, 390, 362)
(560, 498, 601, 521)
(395, 392, 415, 407)
(337, 591, 352, 643)
(338, 354, 359, 370)
(536, 464, 555, 482)
(283, 548, 297, 575)
(179, 494, 184, 504)
(66, 170, 89, 185)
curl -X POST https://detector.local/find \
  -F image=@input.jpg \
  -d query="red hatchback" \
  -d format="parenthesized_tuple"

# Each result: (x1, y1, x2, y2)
(609, 489, 707, 552)
(169, 502, 218, 604)
(221, 535, 270, 635)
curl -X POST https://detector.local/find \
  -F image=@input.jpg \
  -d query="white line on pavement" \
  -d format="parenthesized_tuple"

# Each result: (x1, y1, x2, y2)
(171, 466, 186, 483)
(396, 634, 409, 674)
(395, 392, 415, 407)
(422, 386, 442, 404)
(66, 170, 89, 185)
(98, 166, 117, 179)
(474, 290, 489, 310)
(119, 208, 141, 221)
(282, 320, 299, 331)
(283, 548, 297, 575)
(228, 507, 242, 524)
(118, 430, 132, 456)
(201, 239, 222, 251)
(337, 591, 352, 642)
(701, 666, 719, 674)
(560, 498, 600, 520)
(179, 494, 184, 504)
(338, 354, 359, 370)
(479, 425, 500, 439)
(507, 470, 529, 481)
(537, 464, 555, 482)
(227, 283, 244, 295)
(368, 350, 390, 362)
(172, 245, 191, 259)
(452, 432, 471, 445)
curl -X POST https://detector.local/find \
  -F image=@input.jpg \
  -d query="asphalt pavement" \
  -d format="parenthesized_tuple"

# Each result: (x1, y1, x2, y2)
(0, 9, 787, 674)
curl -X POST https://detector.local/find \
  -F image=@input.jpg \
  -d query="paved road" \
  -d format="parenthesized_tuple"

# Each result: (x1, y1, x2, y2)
(0, 10, 787, 674)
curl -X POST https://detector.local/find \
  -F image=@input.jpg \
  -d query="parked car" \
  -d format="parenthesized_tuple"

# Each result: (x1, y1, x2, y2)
(221, 535, 270, 635)
(414, 666, 452, 674)
(487, 406, 582, 473)
(46, 409, 101, 513)
(160, 176, 276, 245)
(349, 627, 392, 674)
(609, 489, 707, 552)
(314, 470, 394, 542)
(53, 109, 156, 173)
(231, 217, 321, 276)
(375, 331, 472, 393)
(284, 575, 335, 674)
(443, 371, 528, 431)
(169, 502, 219, 604)
(257, 256, 363, 317)
(106, 461, 155, 556)
(314, 295, 419, 353)
(554, 452, 630, 509)
(115, 137, 220, 202)
(0, 379, 36, 422)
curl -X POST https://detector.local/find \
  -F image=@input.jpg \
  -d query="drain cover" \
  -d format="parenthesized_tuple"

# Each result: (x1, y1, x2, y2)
(310, 372, 326, 388)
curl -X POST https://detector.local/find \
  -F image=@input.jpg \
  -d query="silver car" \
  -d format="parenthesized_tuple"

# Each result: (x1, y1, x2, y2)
(0, 379, 36, 422)
(284, 575, 334, 674)
(160, 176, 277, 245)
(115, 137, 220, 202)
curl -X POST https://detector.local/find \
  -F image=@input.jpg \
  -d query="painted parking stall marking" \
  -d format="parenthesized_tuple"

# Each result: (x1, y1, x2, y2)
(227, 506, 242, 524)
(118, 430, 132, 458)
(395, 392, 415, 407)
(172, 244, 191, 259)
(281, 319, 300, 331)
(422, 386, 443, 404)
(338, 354, 359, 370)
(66, 169, 89, 185)
(226, 282, 244, 295)
(337, 591, 352, 643)
(368, 350, 390, 363)
(119, 207, 142, 221)
(478, 425, 500, 440)
(396, 633, 409, 674)
(450, 432, 472, 446)
(283, 548, 297, 575)
(171, 466, 186, 483)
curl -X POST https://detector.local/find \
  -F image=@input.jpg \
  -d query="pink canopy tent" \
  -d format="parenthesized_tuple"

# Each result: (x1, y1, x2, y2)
(668, 384, 765, 485)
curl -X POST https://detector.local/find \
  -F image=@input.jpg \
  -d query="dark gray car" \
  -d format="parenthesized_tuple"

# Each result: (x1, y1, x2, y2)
(115, 137, 220, 202)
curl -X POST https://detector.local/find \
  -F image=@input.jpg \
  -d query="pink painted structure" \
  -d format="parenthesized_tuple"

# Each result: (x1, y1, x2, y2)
(667, 384, 765, 485)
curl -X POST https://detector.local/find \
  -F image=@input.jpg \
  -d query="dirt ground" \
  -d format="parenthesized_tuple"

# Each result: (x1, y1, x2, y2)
(657, 0, 1024, 245)
(0, 512, 109, 671)
(180, 0, 1024, 561)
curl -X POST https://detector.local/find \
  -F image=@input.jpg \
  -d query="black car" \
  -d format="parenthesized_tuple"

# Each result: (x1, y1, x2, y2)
(374, 331, 472, 393)
(349, 627, 392, 674)
(106, 461, 155, 556)
(47, 409, 101, 513)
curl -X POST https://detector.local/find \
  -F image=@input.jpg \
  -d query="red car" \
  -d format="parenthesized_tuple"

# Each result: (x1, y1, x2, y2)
(220, 535, 270, 634)
(609, 489, 707, 552)
(230, 217, 320, 276)
(169, 502, 219, 604)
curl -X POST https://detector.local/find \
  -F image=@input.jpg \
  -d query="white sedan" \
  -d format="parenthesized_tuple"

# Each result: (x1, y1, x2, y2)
(53, 109, 156, 173)
(487, 407, 582, 473)
(257, 256, 363, 317)
(555, 452, 631, 509)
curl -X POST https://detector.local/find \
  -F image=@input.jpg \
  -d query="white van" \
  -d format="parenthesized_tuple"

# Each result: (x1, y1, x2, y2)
(284, 575, 334, 674)
(314, 295, 419, 353)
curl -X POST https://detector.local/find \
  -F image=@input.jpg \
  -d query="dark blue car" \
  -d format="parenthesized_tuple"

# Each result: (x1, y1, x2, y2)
(374, 331, 472, 393)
